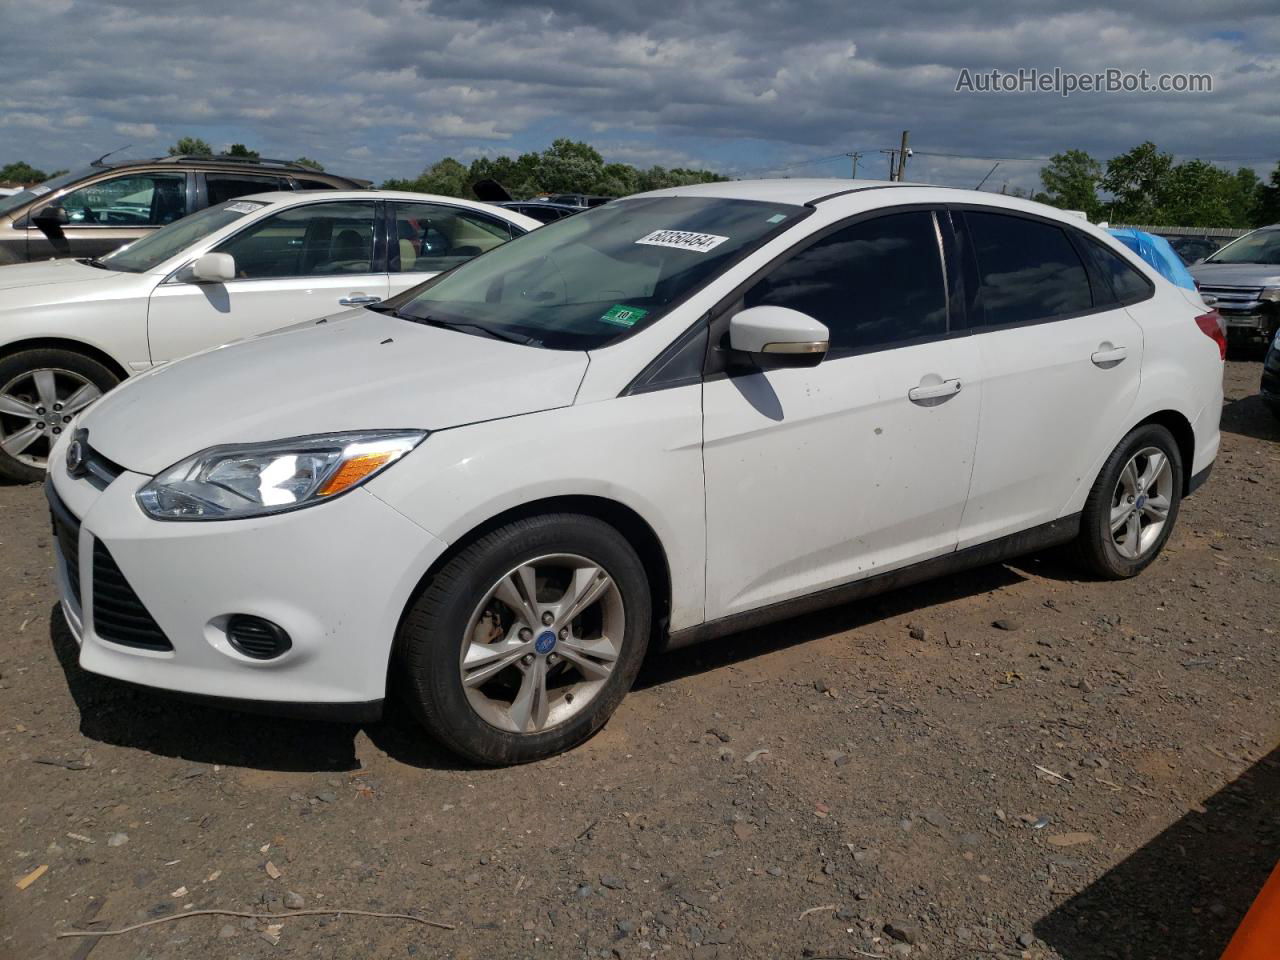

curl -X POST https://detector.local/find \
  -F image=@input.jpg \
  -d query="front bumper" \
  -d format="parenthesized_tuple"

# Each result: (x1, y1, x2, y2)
(47, 461, 447, 709)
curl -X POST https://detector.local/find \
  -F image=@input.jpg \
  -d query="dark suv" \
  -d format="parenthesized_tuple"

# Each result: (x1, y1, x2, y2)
(0, 154, 368, 264)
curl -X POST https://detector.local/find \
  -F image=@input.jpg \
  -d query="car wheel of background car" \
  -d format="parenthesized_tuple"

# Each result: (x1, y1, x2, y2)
(397, 513, 651, 765)
(0, 349, 118, 483)
(1071, 423, 1183, 580)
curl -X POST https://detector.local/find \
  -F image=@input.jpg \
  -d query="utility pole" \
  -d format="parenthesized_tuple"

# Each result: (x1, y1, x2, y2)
(895, 130, 910, 182)
(882, 149, 897, 180)
(847, 151, 863, 178)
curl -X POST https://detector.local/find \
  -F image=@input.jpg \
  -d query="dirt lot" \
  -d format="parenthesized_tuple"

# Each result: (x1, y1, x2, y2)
(1, 359, 1277, 960)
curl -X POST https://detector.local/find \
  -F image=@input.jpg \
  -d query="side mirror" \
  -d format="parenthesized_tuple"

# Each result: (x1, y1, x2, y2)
(189, 252, 235, 283)
(32, 204, 69, 226)
(729, 306, 829, 364)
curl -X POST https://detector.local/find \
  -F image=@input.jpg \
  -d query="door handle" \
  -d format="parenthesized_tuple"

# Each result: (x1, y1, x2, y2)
(339, 295, 381, 306)
(1091, 344, 1128, 367)
(908, 378, 962, 405)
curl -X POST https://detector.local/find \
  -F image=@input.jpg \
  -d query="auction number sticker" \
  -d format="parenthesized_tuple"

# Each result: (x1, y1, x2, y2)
(225, 201, 265, 214)
(635, 229, 729, 253)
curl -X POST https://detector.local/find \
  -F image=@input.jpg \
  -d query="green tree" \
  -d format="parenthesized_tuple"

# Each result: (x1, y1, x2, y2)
(167, 136, 213, 157)
(1255, 161, 1280, 227)
(0, 161, 49, 183)
(226, 143, 259, 159)
(1038, 150, 1103, 219)
(382, 157, 470, 197)
(294, 156, 324, 171)
(1102, 141, 1174, 223)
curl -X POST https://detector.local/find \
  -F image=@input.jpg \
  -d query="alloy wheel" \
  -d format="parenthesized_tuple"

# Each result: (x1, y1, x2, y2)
(459, 553, 625, 734)
(1109, 446, 1173, 560)
(0, 368, 101, 470)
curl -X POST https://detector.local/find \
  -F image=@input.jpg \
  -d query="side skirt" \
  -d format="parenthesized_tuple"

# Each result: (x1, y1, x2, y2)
(663, 513, 1082, 651)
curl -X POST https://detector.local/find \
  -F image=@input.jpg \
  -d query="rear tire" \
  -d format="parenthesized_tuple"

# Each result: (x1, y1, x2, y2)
(397, 513, 651, 765)
(1071, 423, 1183, 579)
(0, 349, 118, 483)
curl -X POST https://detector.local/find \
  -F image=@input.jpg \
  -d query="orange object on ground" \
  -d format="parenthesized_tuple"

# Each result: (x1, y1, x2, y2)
(1221, 860, 1280, 960)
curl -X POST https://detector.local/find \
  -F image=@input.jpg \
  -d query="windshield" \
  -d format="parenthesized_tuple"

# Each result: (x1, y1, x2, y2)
(1204, 229, 1280, 266)
(384, 196, 807, 349)
(98, 200, 267, 273)
(0, 167, 94, 217)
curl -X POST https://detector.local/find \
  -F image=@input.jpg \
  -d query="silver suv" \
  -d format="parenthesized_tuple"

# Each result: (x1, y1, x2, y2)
(1189, 225, 1280, 345)
(0, 154, 367, 264)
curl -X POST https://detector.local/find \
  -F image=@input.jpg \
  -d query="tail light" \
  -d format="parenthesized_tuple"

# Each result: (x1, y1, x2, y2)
(1195, 310, 1226, 360)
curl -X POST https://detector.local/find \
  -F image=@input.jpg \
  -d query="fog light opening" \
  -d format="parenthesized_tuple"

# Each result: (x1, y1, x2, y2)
(226, 614, 292, 660)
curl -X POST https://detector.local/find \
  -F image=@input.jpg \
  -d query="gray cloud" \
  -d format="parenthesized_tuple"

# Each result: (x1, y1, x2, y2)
(1, 0, 1276, 191)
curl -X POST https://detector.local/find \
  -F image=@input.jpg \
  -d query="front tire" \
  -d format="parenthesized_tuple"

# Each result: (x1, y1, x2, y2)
(397, 513, 651, 765)
(0, 349, 118, 483)
(1072, 423, 1183, 579)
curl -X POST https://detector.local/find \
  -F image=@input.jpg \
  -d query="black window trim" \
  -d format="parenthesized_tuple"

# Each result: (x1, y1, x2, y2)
(383, 200, 526, 275)
(197, 171, 290, 212)
(183, 197, 385, 283)
(946, 203, 1153, 334)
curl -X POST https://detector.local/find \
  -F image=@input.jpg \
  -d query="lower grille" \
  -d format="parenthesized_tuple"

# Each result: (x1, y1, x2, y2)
(47, 483, 82, 607)
(92, 540, 172, 651)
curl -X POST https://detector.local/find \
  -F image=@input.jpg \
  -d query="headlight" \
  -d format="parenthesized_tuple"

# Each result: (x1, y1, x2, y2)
(1261, 287, 1280, 303)
(137, 430, 426, 521)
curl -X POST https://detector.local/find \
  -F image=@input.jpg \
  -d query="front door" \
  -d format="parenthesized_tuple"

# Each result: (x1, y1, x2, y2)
(146, 199, 386, 363)
(27, 172, 189, 260)
(702, 209, 981, 621)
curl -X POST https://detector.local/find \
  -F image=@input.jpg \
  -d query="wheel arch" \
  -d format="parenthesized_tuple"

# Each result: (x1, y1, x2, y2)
(390, 494, 674, 671)
(0, 337, 130, 383)
(1132, 408, 1195, 492)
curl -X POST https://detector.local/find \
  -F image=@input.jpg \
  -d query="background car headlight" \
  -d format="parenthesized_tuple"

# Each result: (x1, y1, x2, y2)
(137, 430, 426, 520)
(1261, 287, 1280, 303)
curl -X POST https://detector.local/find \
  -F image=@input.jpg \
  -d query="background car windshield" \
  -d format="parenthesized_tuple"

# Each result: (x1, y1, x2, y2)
(0, 167, 93, 217)
(388, 196, 806, 349)
(99, 201, 264, 273)
(1205, 230, 1280, 265)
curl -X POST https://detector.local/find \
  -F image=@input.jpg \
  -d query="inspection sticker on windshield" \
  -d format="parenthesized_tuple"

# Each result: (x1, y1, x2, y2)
(635, 229, 729, 253)
(225, 201, 264, 214)
(599, 304, 649, 328)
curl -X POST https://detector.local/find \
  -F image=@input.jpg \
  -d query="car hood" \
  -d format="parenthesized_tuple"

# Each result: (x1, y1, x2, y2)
(1188, 262, 1280, 288)
(81, 311, 590, 475)
(0, 257, 125, 292)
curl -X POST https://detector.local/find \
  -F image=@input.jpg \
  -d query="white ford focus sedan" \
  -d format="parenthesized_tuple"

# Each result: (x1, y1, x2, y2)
(46, 179, 1224, 765)
(0, 191, 537, 481)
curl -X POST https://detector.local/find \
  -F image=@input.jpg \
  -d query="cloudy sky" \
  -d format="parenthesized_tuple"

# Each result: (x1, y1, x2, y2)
(2, 0, 1277, 191)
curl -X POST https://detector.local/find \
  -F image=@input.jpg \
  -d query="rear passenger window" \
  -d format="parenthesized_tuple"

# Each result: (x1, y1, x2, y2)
(743, 210, 947, 355)
(207, 174, 288, 205)
(1082, 237, 1153, 304)
(965, 211, 1092, 325)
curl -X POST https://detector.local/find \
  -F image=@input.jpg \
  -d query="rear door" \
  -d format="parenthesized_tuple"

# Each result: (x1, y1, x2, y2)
(146, 199, 386, 363)
(952, 207, 1144, 547)
(702, 207, 982, 620)
(386, 200, 520, 297)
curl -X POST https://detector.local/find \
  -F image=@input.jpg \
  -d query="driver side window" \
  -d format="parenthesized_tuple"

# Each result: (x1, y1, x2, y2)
(57, 174, 188, 227)
(213, 201, 377, 280)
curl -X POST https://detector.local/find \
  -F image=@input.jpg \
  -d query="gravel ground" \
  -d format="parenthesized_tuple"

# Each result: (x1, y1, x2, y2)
(1, 359, 1277, 960)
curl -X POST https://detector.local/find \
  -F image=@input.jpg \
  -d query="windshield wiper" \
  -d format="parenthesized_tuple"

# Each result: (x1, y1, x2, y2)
(413, 315, 534, 346)
(78, 257, 114, 271)
(364, 302, 402, 318)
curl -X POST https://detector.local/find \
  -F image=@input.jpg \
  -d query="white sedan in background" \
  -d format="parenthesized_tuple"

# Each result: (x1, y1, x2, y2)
(0, 192, 538, 481)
